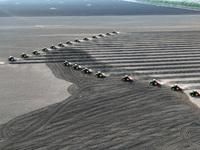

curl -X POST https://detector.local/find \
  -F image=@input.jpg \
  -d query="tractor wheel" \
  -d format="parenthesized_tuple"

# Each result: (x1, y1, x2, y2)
(155, 82, 157, 85)
(76, 67, 78, 69)
(176, 88, 179, 90)
(123, 79, 125, 81)
(196, 93, 198, 96)
(96, 75, 98, 77)
(172, 88, 175, 90)
(191, 94, 194, 97)
(83, 71, 85, 73)
(150, 83, 153, 86)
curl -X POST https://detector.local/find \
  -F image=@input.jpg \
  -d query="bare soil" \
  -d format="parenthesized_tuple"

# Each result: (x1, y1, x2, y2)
(1, 32, 200, 149)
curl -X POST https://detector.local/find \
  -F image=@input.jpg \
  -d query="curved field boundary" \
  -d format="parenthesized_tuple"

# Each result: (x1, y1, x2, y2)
(1, 31, 200, 149)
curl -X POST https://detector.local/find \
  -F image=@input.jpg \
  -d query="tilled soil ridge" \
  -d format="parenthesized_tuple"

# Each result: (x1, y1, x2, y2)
(1, 32, 200, 149)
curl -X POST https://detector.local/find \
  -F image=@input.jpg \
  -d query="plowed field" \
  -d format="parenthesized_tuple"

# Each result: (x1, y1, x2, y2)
(1, 31, 200, 149)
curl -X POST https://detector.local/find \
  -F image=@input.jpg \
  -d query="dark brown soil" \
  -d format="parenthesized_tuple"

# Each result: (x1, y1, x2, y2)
(1, 31, 200, 149)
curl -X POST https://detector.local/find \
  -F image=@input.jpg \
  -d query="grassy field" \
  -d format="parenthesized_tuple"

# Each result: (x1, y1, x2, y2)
(136, 0, 200, 8)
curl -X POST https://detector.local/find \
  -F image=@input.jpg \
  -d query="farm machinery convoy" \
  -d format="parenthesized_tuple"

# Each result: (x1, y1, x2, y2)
(7, 30, 198, 97)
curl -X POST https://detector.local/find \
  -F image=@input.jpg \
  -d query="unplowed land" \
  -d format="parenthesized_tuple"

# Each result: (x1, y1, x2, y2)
(1, 32, 200, 149)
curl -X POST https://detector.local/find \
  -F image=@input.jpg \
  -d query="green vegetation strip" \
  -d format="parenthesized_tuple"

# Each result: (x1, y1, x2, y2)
(136, 0, 200, 8)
